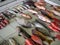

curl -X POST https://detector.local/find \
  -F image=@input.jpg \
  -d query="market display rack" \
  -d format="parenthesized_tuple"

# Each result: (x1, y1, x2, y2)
(0, 0, 60, 45)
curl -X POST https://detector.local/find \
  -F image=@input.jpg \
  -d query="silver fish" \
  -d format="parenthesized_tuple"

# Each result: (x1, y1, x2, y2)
(17, 6, 25, 11)
(10, 8, 19, 13)
(37, 14, 51, 23)
(35, 27, 50, 36)
(25, 4, 31, 9)
(27, 9, 38, 14)
(22, 5, 28, 10)
(7, 10, 16, 15)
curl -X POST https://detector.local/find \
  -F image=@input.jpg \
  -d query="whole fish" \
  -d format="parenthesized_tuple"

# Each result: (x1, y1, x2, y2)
(17, 26, 43, 45)
(40, 9, 55, 19)
(53, 6, 60, 12)
(34, 3, 46, 10)
(20, 13, 32, 20)
(51, 10, 60, 16)
(32, 29, 53, 44)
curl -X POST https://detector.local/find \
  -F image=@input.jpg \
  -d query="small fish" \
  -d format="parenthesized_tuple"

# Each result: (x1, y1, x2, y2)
(15, 8, 21, 12)
(21, 13, 32, 20)
(0, 21, 6, 27)
(22, 5, 28, 10)
(7, 10, 16, 15)
(34, 3, 46, 10)
(17, 26, 43, 45)
(2, 10, 16, 19)
(10, 8, 19, 13)
(34, 27, 50, 36)
(2, 12, 11, 19)
(3, 19, 9, 24)
(31, 34, 43, 45)
(40, 9, 54, 19)
(37, 14, 51, 23)
(24, 4, 31, 9)
(35, 19, 51, 31)
(27, 9, 38, 14)
(53, 6, 60, 12)
(51, 10, 60, 16)
(17, 6, 25, 11)
(32, 29, 53, 44)
(0, 23, 4, 29)
(16, 26, 31, 38)
(32, 22, 44, 28)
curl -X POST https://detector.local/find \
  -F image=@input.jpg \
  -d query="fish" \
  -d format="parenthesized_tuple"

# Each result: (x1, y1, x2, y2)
(23, 4, 31, 9)
(7, 10, 16, 15)
(40, 9, 54, 19)
(31, 34, 43, 45)
(35, 19, 51, 31)
(16, 26, 36, 45)
(27, 9, 38, 14)
(32, 29, 53, 44)
(37, 14, 51, 23)
(51, 10, 60, 16)
(34, 27, 51, 36)
(53, 6, 60, 12)
(34, 2, 46, 10)
(10, 8, 19, 13)
(17, 26, 43, 45)
(20, 13, 32, 20)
